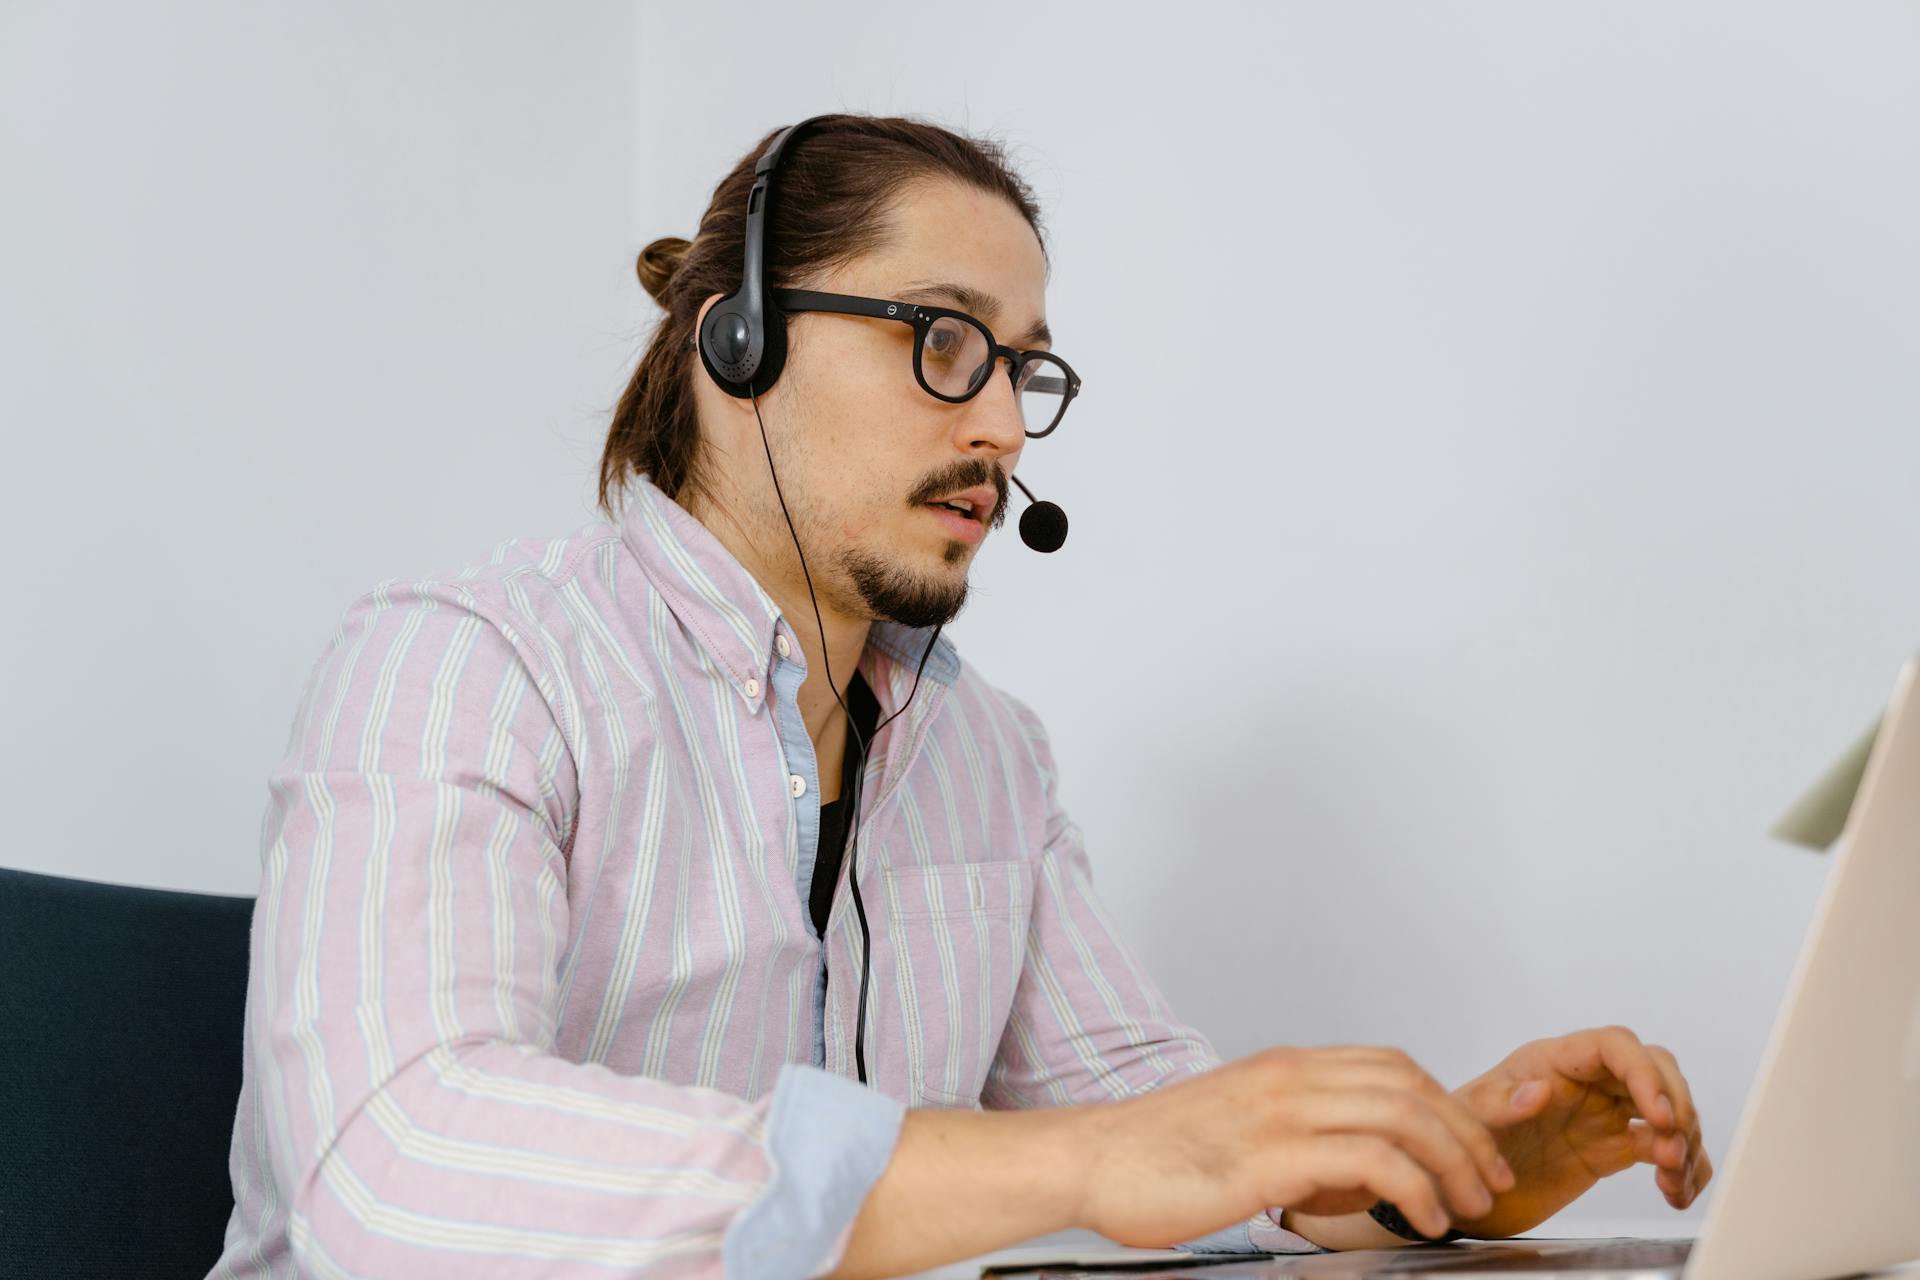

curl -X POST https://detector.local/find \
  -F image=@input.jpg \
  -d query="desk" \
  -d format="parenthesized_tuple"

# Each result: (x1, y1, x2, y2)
(899, 1220, 1920, 1280)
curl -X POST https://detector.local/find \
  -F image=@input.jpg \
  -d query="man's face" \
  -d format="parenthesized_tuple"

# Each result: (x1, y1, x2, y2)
(694, 176, 1050, 630)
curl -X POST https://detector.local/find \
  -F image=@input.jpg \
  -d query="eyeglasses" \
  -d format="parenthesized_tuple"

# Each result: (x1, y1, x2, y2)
(770, 288, 1082, 438)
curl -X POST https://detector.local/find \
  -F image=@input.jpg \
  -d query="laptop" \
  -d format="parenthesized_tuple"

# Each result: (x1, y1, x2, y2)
(1021, 653, 1920, 1280)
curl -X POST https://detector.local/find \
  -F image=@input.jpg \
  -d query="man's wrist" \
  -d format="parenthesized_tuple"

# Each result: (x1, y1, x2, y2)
(1057, 1098, 1119, 1233)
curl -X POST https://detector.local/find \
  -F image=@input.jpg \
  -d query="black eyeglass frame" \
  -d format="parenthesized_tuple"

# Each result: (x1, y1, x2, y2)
(768, 287, 1082, 438)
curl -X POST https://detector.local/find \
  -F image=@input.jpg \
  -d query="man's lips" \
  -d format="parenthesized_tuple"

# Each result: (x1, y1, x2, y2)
(918, 483, 995, 544)
(920, 483, 999, 524)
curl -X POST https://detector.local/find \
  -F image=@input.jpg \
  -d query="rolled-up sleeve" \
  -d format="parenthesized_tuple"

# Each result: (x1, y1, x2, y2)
(728, 1063, 905, 1279)
(250, 578, 900, 1278)
(980, 695, 1325, 1256)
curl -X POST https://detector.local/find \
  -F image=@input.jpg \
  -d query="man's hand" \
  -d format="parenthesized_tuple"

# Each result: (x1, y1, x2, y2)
(1072, 1044, 1515, 1248)
(1443, 1026, 1712, 1239)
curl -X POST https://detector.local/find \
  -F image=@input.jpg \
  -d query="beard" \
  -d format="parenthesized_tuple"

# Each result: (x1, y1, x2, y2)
(839, 543, 970, 629)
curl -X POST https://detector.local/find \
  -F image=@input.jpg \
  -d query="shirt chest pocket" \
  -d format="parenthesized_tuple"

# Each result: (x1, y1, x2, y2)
(863, 859, 1034, 1108)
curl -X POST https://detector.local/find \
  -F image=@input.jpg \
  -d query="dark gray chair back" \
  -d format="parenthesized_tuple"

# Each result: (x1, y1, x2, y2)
(0, 866, 253, 1279)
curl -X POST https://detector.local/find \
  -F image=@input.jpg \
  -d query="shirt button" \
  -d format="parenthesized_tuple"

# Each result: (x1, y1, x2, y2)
(744, 678, 760, 700)
(789, 773, 807, 798)
(775, 635, 791, 659)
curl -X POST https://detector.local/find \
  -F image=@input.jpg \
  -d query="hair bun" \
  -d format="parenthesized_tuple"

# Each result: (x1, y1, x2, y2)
(636, 236, 691, 308)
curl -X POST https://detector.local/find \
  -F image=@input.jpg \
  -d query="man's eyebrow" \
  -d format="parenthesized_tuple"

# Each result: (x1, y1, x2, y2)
(897, 279, 1053, 348)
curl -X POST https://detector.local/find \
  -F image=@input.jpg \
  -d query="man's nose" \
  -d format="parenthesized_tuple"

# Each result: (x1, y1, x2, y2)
(958, 356, 1027, 454)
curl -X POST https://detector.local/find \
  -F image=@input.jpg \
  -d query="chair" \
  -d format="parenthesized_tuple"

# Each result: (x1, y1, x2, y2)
(0, 866, 254, 1279)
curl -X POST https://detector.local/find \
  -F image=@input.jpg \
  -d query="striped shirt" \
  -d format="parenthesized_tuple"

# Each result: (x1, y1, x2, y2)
(209, 472, 1323, 1278)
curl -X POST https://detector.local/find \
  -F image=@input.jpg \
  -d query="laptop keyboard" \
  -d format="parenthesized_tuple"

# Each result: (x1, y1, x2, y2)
(1382, 1238, 1693, 1272)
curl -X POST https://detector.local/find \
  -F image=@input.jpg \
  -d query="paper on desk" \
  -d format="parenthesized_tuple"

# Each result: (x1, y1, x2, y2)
(1769, 715, 1882, 852)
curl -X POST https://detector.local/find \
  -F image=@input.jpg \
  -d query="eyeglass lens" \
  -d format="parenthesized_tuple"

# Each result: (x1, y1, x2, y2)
(921, 315, 1070, 435)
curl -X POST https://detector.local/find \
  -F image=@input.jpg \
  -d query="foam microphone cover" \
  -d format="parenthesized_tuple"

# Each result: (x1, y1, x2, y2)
(1018, 500, 1069, 553)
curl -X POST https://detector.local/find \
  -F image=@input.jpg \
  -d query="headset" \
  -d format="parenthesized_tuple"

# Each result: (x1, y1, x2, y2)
(695, 114, 1068, 1089)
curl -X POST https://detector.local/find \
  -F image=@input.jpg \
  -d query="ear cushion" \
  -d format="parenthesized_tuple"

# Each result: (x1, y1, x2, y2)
(698, 298, 789, 399)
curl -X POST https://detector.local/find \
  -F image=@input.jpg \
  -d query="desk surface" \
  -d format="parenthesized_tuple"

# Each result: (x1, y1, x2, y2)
(900, 1219, 1920, 1280)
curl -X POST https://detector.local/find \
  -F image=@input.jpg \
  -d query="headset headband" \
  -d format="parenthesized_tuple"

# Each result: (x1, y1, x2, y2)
(697, 114, 837, 398)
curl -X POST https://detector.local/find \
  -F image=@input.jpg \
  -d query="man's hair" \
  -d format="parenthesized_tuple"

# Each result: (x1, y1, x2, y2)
(601, 112, 1049, 519)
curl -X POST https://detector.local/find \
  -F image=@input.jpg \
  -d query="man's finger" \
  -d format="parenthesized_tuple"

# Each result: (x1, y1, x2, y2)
(1628, 1121, 1692, 1205)
(1326, 1056, 1514, 1194)
(1627, 1121, 1689, 1171)
(1690, 1147, 1715, 1204)
(1547, 1027, 1674, 1131)
(1643, 1043, 1702, 1152)
(1298, 1085, 1497, 1219)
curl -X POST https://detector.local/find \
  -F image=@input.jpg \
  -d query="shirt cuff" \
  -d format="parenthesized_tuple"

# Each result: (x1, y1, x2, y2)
(723, 1061, 907, 1280)
(1249, 1206, 1329, 1253)
(1173, 1207, 1328, 1255)
(1172, 1218, 1260, 1252)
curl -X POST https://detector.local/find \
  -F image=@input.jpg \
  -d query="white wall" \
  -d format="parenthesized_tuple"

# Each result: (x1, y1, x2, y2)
(6, 0, 1917, 1241)
(0, 0, 636, 890)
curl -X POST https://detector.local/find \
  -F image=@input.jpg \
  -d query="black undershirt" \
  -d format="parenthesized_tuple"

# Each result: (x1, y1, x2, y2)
(810, 670, 880, 940)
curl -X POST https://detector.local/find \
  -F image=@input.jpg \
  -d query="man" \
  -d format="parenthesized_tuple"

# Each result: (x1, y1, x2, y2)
(211, 115, 1709, 1280)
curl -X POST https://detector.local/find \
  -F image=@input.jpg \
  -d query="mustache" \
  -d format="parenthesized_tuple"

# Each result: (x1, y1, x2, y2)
(913, 464, 1010, 529)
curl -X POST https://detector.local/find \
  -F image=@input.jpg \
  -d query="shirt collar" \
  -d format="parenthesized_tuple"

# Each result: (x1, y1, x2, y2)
(618, 472, 960, 695)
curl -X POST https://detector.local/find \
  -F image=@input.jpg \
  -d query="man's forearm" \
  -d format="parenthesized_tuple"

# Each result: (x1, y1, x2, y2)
(826, 1104, 1462, 1274)
(825, 1105, 1091, 1280)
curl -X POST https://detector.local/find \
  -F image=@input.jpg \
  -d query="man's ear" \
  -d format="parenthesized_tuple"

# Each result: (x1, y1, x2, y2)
(693, 292, 724, 337)
(690, 292, 720, 371)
